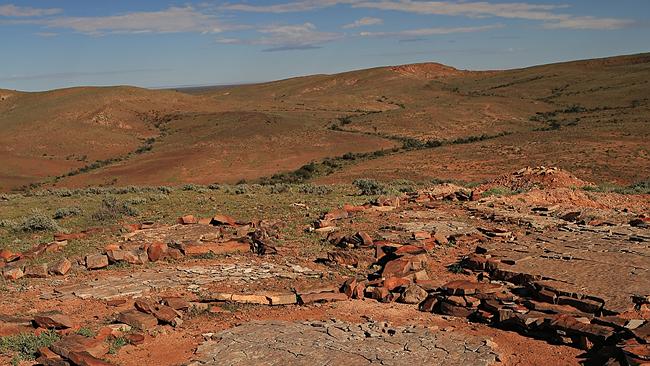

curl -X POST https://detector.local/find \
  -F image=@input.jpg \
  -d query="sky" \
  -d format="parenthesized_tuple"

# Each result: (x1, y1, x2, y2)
(0, 0, 649, 91)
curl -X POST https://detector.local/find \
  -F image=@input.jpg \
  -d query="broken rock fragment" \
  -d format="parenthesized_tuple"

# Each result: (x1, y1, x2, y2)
(116, 310, 158, 330)
(85, 254, 108, 270)
(48, 258, 72, 276)
(34, 311, 76, 329)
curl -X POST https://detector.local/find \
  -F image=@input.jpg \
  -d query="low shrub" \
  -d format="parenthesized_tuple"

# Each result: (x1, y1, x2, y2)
(53, 207, 82, 219)
(353, 179, 387, 196)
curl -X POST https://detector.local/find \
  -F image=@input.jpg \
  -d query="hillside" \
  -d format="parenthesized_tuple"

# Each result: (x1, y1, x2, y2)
(1, 53, 649, 191)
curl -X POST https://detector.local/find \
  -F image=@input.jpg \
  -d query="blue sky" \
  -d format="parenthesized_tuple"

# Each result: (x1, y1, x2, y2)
(1, 0, 648, 91)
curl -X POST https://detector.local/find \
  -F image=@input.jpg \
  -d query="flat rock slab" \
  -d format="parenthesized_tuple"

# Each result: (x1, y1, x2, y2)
(481, 224, 650, 313)
(189, 320, 499, 366)
(47, 263, 321, 300)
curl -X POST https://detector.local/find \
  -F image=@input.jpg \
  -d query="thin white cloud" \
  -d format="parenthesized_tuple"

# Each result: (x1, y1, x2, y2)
(0, 4, 62, 17)
(343, 17, 383, 28)
(222, 0, 633, 30)
(217, 22, 341, 51)
(33, 6, 226, 35)
(34, 32, 58, 37)
(542, 16, 635, 30)
(353, 0, 633, 30)
(360, 23, 504, 37)
(221, 0, 355, 13)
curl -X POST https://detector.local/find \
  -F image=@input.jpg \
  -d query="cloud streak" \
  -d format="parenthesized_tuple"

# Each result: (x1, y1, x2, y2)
(221, 0, 634, 30)
(360, 24, 504, 37)
(17, 6, 227, 35)
(0, 4, 62, 17)
(343, 17, 383, 28)
(217, 23, 341, 51)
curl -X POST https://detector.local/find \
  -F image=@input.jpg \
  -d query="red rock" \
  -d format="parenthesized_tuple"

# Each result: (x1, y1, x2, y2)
(50, 334, 109, 359)
(383, 277, 411, 291)
(398, 284, 428, 304)
(198, 218, 212, 225)
(104, 243, 121, 251)
(326, 251, 359, 267)
(106, 299, 127, 307)
(167, 248, 184, 260)
(382, 258, 411, 278)
(147, 242, 168, 262)
(439, 300, 476, 318)
(211, 214, 237, 226)
(557, 296, 603, 314)
(412, 231, 432, 240)
(354, 283, 366, 299)
(419, 295, 438, 312)
(298, 292, 348, 304)
(124, 333, 145, 345)
(356, 232, 373, 247)
(24, 264, 48, 278)
(22, 243, 49, 258)
(442, 280, 502, 296)
(68, 351, 113, 366)
(177, 215, 198, 225)
(36, 347, 67, 366)
(123, 224, 141, 232)
(2, 267, 24, 280)
(54, 232, 86, 241)
(394, 245, 427, 256)
(134, 299, 156, 314)
(94, 327, 113, 342)
(122, 250, 148, 265)
(342, 204, 365, 213)
(34, 311, 76, 329)
(85, 254, 108, 270)
(182, 241, 249, 256)
(162, 297, 190, 310)
(341, 278, 357, 298)
(0, 249, 18, 262)
(151, 305, 180, 325)
(323, 209, 349, 221)
(433, 232, 448, 245)
(367, 286, 392, 303)
(382, 254, 427, 278)
(116, 310, 158, 330)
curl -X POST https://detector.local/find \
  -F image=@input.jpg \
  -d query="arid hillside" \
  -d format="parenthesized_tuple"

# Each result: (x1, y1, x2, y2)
(1, 53, 648, 191)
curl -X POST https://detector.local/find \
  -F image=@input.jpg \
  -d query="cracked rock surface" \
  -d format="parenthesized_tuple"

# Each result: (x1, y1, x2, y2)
(189, 320, 499, 366)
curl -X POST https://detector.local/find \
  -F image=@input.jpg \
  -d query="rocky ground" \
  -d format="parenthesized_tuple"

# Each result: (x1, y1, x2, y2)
(1, 167, 649, 366)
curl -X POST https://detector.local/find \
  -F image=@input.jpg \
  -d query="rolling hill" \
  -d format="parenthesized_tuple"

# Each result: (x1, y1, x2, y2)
(0, 53, 648, 191)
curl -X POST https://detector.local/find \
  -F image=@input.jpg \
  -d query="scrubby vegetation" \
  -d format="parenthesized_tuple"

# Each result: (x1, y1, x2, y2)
(18, 213, 61, 232)
(53, 206, 82, 219)
(582, 180, 650, 195)
(91, 197, 139, 221)
(353, 179, 388, 196)
(0, 331, 60, 364)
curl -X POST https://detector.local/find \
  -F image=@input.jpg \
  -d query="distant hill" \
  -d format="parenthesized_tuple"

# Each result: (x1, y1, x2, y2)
(1, 53, 648, 191)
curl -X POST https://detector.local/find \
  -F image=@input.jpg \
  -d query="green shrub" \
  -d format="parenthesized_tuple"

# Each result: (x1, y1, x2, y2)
(91, 197, 139, 221)
(269, 184, 291, 194)
(297, 184, 332, 195)
(53, 206, 82, 219)
(353, 179, 387, 196)
(19, 213, 61, 232)
(0, 330, 61, 362)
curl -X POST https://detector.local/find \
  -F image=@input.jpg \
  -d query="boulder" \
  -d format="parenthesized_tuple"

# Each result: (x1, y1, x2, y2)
(50, 334, 109, 359)
(48, 258, 72, 275)
(2, 267, 24, 280)
(398, 284, 428, 304)
(85, 255, 108, 270)
(147, 242, 168, 262)
(33, 311, 76, 329)
(116, 310, 158, 330)
(24, 264, 48, 278)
